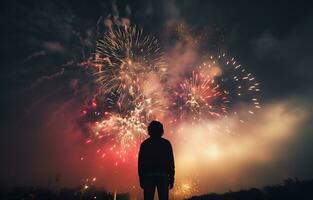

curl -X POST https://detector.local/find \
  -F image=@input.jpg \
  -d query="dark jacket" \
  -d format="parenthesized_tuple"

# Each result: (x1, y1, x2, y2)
(138, 137, 175, 184)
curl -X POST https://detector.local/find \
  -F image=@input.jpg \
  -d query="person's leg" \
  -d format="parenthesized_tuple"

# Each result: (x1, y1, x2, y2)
(144, 177, 156, 200)
(144, 187, 155, 200)
(156, 176, 169, 200)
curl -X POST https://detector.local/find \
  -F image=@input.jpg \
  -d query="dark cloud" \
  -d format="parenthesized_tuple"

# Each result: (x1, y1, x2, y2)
(42, 41, 65, 52)
(250, 19, 313, 96)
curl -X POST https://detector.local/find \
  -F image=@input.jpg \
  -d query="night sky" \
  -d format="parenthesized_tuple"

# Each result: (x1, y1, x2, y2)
(1, 0, 313, 196)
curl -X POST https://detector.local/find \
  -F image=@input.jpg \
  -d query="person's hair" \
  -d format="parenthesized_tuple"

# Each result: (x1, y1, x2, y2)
(148, 120, 164, 137)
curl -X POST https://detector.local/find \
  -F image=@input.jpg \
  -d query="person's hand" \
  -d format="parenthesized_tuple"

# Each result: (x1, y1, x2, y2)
(169, 177, 174, 190)
(139, 177, 145, 189)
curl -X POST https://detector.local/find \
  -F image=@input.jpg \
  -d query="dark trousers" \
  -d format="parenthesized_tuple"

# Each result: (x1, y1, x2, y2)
(143, 175, 169, 200)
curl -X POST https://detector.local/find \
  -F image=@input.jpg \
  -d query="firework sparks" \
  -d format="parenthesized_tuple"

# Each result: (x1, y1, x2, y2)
(171, 178, 200, 199)
(84, 96, 163, 165)
(82, 176, 97, 192)
(205, 54, 261, 119)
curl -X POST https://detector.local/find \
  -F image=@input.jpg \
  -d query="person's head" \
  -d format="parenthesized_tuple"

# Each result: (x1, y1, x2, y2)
(148, 120, 164, 138)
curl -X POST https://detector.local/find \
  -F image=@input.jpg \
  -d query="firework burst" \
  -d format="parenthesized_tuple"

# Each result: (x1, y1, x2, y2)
(94, 26, 167, 108)
(171, 53, 261, 125)
(172, 70, 228, 122)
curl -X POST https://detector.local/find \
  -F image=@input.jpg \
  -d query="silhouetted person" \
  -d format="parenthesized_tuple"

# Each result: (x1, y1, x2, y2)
(138, 121, 175, 200)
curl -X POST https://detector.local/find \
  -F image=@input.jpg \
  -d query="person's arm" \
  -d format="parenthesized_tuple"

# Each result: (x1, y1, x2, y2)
(168, 142, 175, 189)
(138, 144, 144, 188)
